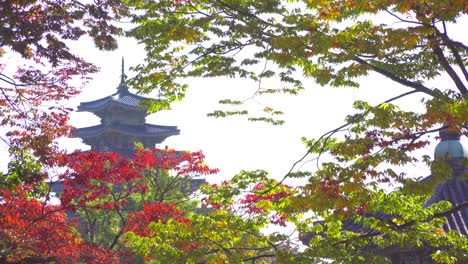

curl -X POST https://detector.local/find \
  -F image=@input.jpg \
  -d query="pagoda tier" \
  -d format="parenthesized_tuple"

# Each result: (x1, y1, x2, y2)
(73, 60, 180, 156)
(77, 82, 150, 125)
(73, 123, 179, 155)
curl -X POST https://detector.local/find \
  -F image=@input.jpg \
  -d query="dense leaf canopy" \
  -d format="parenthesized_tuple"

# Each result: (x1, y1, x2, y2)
(123, 0, 468, 263)
(1, 0, 468, 263)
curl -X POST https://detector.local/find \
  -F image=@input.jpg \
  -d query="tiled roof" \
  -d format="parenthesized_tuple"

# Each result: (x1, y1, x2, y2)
(342, 212, 394, 234)
(190, 178, 207, 192)
(77, 87, 151, 112)
(73, 123, 180, 138)
(425, 173, 468, 235)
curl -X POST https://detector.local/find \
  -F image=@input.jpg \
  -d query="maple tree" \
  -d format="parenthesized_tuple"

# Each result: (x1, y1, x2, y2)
(58, 148, 217, 252)
(124, 172, 302, 263)
(122, 0, 468, 263)
(0, 148, 217, 263)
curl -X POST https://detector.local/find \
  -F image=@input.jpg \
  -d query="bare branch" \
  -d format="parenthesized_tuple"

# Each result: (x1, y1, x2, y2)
(285, 89, 421, 179)
(214, 0, 275, 27)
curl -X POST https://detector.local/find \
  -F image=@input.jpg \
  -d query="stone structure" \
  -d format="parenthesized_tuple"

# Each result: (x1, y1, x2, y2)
(73, 59, 180, 156)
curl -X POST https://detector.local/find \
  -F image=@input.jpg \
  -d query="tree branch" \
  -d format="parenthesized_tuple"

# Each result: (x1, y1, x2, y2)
(435, 24, 468, 83)
(243, 254, 276, 262)
(214, 0, 274, 27)
(285, 89, 420, 181)
(108, 229, 124, 250)
(384, 9, 425, 26)
(395, 200, 468, 230)
(429, 36, 468, 95)
(100, 182, 127, 249)
(352, 56, 438, 97)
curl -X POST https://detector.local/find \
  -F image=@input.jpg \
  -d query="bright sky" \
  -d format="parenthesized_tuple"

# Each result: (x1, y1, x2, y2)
(61, 36, 432, 184)
(1, 14, 467, 185)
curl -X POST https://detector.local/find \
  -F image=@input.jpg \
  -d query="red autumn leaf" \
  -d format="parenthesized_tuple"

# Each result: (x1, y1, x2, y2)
(124, 202, 189, 237)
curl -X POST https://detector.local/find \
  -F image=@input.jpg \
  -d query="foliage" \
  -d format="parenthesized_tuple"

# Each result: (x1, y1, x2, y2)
(1, 1, 131, 262)
(124, 177, 297, 263)
(0, 148, 217, 263)
(126, 0, 467, 115)
(58, 148, 216, 250)
(0, 185, 81, 263)
(122, 0, 468, 263)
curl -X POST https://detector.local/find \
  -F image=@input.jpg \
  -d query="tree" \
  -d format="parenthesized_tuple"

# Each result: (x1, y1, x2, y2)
(0, 1, 130, 262)
(0, 147, 218, 263)
(58, 148, 217, 251)
(124, 172, 302, 263)
(123, 0, 468, 263)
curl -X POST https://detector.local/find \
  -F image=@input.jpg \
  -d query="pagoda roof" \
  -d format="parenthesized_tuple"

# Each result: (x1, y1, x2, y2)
(77, 87, 151, 113)
(78, 57, 154, 113)
(73, 123, 180, 138)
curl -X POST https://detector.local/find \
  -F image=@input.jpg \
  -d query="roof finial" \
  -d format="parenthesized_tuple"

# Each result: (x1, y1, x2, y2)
(120, 57, 125, 84)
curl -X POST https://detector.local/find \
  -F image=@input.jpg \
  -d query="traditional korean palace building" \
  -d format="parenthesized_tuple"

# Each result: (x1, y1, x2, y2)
(73, 59, 179, 156)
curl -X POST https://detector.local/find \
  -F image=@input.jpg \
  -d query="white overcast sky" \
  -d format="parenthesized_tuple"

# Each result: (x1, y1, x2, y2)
(1, 14, 467, 185)
(62, 37, 430, 183)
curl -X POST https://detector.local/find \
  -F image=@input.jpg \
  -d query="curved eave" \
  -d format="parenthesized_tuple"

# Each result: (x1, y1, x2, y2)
(73, 124, 180, 139)
(77, 100, 148, 114)
(77, 91, 151, 113)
